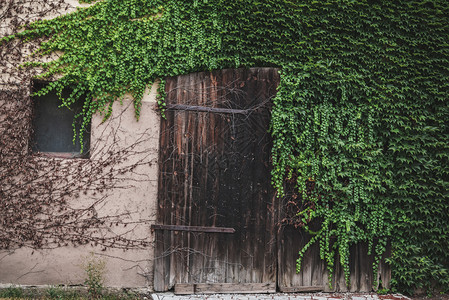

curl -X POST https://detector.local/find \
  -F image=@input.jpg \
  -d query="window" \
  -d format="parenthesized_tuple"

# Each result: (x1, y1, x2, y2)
(31, 81, 90, 157)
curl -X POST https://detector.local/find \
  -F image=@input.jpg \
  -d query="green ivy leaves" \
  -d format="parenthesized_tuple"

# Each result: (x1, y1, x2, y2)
(5, 0, 449, 294)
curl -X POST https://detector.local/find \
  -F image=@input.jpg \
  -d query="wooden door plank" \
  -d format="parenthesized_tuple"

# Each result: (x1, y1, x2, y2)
(155, 68, 280, 291)
(174, 284, 195, 295)
(277, 222, 391, 292)
(151, 224, 235, 233)
(166, 104, 248, 114)
(279, 286, 325, 293)
(175, 283, 276, 295)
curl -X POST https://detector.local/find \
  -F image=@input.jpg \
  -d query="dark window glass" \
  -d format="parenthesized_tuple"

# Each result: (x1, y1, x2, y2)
(31, 82, 90, 156)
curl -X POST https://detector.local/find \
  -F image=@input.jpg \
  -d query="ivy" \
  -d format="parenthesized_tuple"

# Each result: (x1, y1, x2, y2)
(2, 0, 449, 294)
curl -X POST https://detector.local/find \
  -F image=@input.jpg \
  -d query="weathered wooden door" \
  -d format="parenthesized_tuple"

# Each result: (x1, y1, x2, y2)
(153, 67, 390, 294)
(277, 227, 391, 292)
(154, 68, 280, 293)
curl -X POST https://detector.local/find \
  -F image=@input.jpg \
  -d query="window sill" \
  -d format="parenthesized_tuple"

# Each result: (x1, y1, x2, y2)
(32, 152, 90, 159)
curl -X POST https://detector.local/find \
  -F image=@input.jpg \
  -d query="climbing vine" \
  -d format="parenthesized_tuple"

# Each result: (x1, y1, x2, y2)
(1, 0, 449, 295)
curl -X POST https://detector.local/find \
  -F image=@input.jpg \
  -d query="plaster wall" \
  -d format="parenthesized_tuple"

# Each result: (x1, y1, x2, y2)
(0, 0, 160, 289)
(0, 86, 160, 288)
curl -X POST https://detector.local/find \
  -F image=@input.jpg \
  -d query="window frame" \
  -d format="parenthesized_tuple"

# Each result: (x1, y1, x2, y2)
(30, 80, 91, 159)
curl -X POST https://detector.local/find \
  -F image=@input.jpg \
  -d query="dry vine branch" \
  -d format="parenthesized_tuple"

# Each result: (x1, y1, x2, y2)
(0, 0, 157, 252)
(0, 94, 157, 250)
